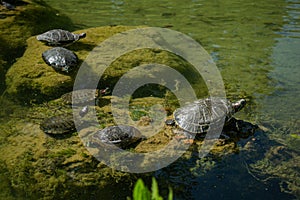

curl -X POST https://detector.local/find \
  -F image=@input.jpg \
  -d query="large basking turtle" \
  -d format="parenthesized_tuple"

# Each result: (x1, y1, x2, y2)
(166, 97, 246, 136)
(42, 47, 78, 73)
(36, 29, 86, 46)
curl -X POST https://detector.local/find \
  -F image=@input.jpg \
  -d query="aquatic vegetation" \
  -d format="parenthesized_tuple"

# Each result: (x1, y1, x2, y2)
(130, 177, 173, 200)
(249, 146, 300, 198)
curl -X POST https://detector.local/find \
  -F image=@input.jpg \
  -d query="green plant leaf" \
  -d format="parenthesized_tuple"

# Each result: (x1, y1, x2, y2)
(168, 186, 173, 200)
(151, 177, 163, 200)
(151, 177, 159, 199)
(133, 179, 151, 200)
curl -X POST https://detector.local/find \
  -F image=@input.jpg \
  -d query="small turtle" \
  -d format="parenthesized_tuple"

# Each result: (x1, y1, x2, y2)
(61, 89, 99, 105)
(61, 88, 110, 105)
(42, 47, 78, 73)
(40, 113, 75, 135)
(166, 97, 246, 138)
(90, 125, 144, 149)
(1, 1, 15, 10)
(36, 29, 86, 46)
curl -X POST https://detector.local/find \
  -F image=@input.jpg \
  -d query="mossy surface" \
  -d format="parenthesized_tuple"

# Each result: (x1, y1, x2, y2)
(0, 0, 76, 93)
(4, 25, 136, 103)
(0, 91, 257, 199)
(5, 24, 210, 104)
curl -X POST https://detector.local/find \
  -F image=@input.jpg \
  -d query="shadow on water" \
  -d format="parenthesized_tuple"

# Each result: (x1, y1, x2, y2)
(152, 121, 296, 200)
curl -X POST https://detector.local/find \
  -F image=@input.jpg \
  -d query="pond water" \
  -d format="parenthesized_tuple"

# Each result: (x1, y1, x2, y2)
(0, 0, 299, 199)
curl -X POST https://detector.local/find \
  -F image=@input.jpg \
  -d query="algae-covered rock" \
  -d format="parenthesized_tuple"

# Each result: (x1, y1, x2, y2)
(6, 24, 210, 104)
(0, 107, 135, 199)
(5, 26, 140, 103)
(0, 92, 256, 199)
(0, 0, 76, 93)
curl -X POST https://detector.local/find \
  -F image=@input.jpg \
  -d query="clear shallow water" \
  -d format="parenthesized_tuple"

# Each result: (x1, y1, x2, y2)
(1, 0, 300, 199)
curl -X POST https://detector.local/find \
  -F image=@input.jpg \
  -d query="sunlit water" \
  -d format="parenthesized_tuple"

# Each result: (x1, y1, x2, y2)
(1, 0, 300, 199)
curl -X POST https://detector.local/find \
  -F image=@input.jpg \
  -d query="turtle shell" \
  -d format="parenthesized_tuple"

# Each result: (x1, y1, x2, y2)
(36, 29, 86, 46)
(42, 47, 78, 73)
(173, 98, 234, 133)
(61, 89, 99, 105)
(1, 1, 15, 10)
(90, 125, 143, 149)
(40, 113, 75, 135)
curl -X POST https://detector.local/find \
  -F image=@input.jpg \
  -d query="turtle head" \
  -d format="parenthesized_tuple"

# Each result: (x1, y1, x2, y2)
(232, 99, 246, 113)
(79, 33, 86, 39)
(99, 87, 110, 96)
(62, 65, 70, 73)
(165, 119, 176, 126)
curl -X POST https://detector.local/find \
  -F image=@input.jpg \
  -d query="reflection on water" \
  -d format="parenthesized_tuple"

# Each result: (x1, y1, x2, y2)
(0, 0, 300, 199)
(260, 0, 300, 135)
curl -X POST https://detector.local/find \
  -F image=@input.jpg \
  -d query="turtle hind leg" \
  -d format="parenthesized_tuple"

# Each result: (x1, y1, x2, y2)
(172, 129, 195, 144)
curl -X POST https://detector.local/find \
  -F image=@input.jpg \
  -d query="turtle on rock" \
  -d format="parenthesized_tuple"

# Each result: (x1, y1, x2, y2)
(61, 87, 110, 105)
(40, 113, 76, 135)
(37, 29, 86, 46)
(1, 0, 15, 10)
(42, 47, 78, 73)
(89, 125, 144, 149)
(165, 97, 246, 141)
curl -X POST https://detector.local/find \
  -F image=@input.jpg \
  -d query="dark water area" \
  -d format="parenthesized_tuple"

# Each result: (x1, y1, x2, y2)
(0, 0, 299, 199)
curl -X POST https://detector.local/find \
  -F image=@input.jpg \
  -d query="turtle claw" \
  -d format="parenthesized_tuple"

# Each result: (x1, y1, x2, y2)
(174, 136, 194, 144)
(174, 132, 194, 144)
(182, 139, 194, 144)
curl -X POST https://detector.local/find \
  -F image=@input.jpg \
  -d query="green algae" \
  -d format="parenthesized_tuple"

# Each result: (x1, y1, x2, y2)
(0, 110, 134, 199)
(47, 148, 77, 158)
(5, 24, 211, 104)
(249, 145, 300, 198)
(0, 0, 76, 94)
(5, 26, 141, 104)
(0, 90, 256, 199)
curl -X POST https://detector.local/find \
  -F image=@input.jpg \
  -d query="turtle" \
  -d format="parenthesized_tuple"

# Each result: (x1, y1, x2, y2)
(89, 125, 144, 149)
(40, 113, 75, 135)
(36, 29, 86, 46)
(61, 88, 110, 105)
(1, 1, 15, 10)
(165, 97, 246, 139)
(42, 47, 78, 73)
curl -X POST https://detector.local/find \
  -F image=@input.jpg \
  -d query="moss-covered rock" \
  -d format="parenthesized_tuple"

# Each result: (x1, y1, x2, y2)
(0, 0, 77, 94)
(0, 90, 258, 199)
(5, 25, 210, 104)
(5, 26, 140, 103)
